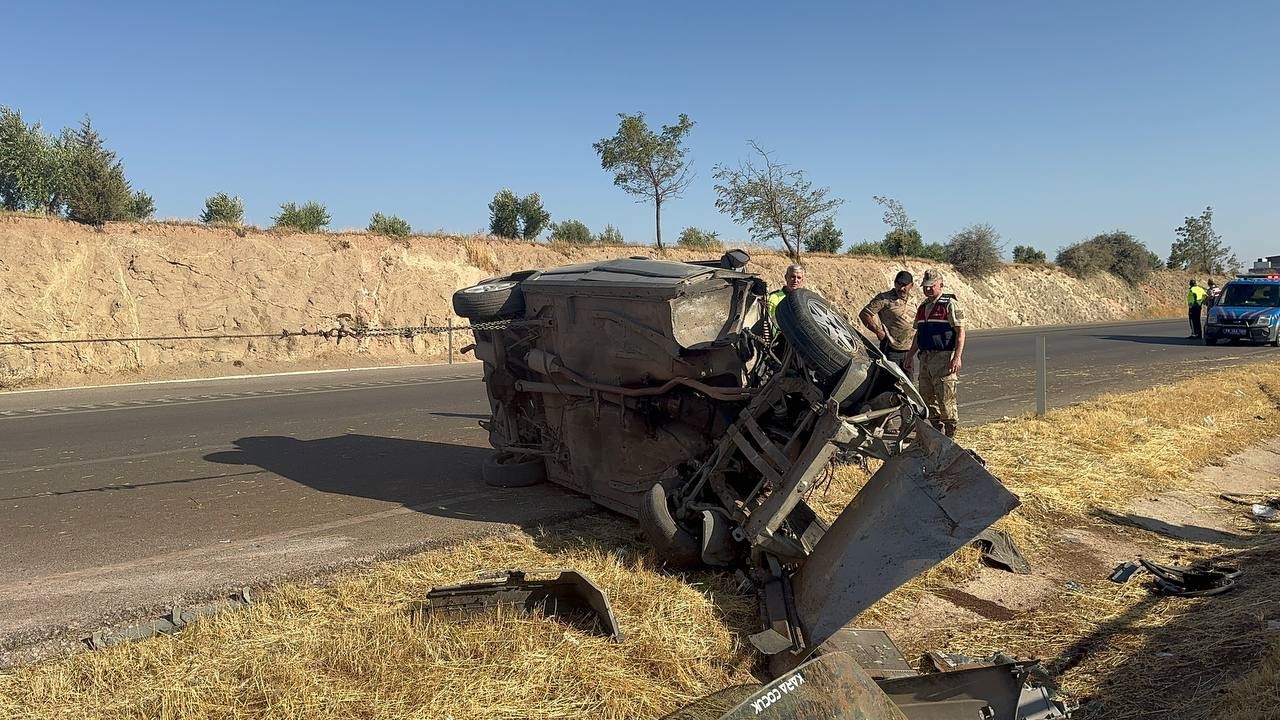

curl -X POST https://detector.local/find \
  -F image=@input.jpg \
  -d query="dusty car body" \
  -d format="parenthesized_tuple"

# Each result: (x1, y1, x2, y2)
(453, 252, 1019, 669)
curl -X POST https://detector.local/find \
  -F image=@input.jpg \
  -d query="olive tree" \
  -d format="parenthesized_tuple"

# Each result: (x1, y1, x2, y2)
(593, 112, 694, 249)
(1168, 207, 1238, 274)
(713, 141, 843, 262)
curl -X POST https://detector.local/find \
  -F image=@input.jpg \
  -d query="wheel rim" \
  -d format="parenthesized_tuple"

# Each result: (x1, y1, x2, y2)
(807, 298, 857, 353)
(462, 280, 517, 294)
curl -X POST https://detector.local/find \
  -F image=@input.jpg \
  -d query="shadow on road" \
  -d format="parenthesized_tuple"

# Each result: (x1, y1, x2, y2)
(204, 434, 591, 526)
(1090, 334, 1203, 346)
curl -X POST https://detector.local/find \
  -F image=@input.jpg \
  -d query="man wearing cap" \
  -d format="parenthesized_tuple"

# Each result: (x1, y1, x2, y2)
(1186, 279, 1208, 339)
(859, 270, 916, 369)
(905, 269, 966, 437)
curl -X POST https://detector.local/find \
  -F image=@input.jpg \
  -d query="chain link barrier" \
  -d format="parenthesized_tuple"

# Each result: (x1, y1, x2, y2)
(0, 318, 520, 347)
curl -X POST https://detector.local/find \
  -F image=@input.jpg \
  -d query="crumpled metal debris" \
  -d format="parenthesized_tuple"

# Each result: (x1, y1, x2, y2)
(971, 527, 1032, 574)
(1109, 558, 1241, 597)
(410, 568, 624, 642)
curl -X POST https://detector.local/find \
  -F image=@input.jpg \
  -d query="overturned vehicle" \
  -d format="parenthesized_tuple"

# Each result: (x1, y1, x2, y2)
(453, 252, 1020, 672)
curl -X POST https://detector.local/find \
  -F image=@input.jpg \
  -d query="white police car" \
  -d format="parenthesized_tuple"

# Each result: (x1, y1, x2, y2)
(1204, 272, 1280, 346)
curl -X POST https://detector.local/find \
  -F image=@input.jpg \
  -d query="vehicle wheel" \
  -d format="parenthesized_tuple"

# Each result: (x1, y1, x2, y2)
(1204, 335, 1218, 346)
(775, 289, 869, 383)
(1271, 337, 1280, 348)
(638, 482, 702, 569)
(452, 277, 525, 321)
(481, 451, 546, 488)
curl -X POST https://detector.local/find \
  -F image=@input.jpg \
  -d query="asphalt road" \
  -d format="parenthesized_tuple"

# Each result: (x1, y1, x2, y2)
(1, 317, 1274, 659)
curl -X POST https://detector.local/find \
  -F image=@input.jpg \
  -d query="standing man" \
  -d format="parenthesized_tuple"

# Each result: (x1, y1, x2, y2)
(1186, 279, 1208, 339)
(767, 264, 806, 326)
(859, 270, 915, 369)
(1207, 279, 1221, 308)
(905, 270, 966, 437)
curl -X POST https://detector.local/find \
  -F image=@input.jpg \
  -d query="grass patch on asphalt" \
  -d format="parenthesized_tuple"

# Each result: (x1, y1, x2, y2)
(1, 361, 1278, 719)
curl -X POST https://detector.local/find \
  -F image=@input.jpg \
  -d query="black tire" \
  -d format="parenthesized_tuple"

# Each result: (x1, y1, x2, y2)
(775, 289, 869, 383)
(638, 482, 702, 569)
(452, 277, 525, 321)
(482, 451, 546, 488)
(1204, 335, 1218, 345)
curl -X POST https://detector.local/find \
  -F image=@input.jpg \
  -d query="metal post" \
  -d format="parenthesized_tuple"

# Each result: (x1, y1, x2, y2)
(1036, 336, 1047, 416)
(447, 316, 454, 364)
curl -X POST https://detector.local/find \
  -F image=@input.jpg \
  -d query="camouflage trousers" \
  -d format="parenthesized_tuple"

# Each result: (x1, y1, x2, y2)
(917, 351, 959, 437)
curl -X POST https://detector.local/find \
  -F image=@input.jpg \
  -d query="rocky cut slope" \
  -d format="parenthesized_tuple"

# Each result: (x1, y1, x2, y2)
(0, 215, 1185, 388)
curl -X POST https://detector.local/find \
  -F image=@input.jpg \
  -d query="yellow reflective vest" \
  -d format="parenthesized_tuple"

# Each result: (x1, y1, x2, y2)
(767, 289, 788, 324)
(1187, 286, 1208, 307)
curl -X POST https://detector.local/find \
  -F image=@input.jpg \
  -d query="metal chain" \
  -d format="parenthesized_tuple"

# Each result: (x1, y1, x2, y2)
(0, 318, 522, 346)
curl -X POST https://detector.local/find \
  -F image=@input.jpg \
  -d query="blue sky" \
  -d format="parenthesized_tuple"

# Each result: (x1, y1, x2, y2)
(5, 1, 1278, 263)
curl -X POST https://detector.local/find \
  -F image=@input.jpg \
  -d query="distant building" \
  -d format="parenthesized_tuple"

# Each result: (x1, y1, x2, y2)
(1251, 255, 1280, 272)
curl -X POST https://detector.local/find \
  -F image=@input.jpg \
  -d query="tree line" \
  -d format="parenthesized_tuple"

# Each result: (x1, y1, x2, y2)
(1, 104, 1241, 276)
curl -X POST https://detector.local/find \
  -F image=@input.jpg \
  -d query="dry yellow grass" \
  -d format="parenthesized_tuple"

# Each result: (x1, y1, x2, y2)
(1, 361, 1278, 719)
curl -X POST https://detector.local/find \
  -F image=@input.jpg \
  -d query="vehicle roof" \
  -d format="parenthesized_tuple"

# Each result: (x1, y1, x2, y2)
(1228, 275, 1280, 284)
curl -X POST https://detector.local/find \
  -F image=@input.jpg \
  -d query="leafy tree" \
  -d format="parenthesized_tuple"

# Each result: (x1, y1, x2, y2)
(713, 141, 843, 262)
(846, 241, 887, 256)
(62, 117, 132, 226)
(803, 217, 843, 253)
(677, 227, 721, 250)
(1012, 245, 1047, 264)
(597, 224, 625, 245)
(368, 212, 411, 237)
(1056, 231, 1157, 283)
(488, 189, 520, 238)
(946, 223, 1003, 277)
(549, 219, 593, 244)
(872, 195, 925, 256)
(593, 112, 695, 249)
(125, 190, 155, 220)
(873, 196, 915, 233)
(273, 201, 330, 232)
(1168, 206, 1238, 274)
(919, 242, 949, 262)
(0, 107, 63, 213)
(201, 192, 245, 225)
(518, 192, 550, 240)
(882, 228, 924, 256)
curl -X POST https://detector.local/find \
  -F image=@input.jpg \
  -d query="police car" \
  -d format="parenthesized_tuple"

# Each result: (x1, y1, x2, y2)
(1204, 271, 1280, 346)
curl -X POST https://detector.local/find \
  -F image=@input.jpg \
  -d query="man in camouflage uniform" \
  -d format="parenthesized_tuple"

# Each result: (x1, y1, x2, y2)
(905, 269, 966, 437)
(859, 270, 915, 370)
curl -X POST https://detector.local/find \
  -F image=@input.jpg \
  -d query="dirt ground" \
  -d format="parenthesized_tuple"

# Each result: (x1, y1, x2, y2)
(0, 214, 1185, 389)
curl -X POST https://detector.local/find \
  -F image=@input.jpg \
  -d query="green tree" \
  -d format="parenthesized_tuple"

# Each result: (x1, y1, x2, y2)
(1056, 231, 1158, 283)
(593, 112, 695, 249)
(946, 223, 1004, 277)
(803, 217, 843, 253)
(713, 141, 843, 262)
(488, 189, 520, 238)
(62, 117, 132, 226)
(273, 201, 330, 232)
(677, 227, 721, 250)
(518, 192, 550, 240)
(882, 228, 924, 256)
(872, 196, 927, 256)
(1168, 206, 1238, 274)
(549, 219, 593, 244)
(1012, 245, 1047, 264)
(846, 241, 887, 256)
(125, 190, 155, 220)
(201, 192, 245, 225)
(0, 107, 63, 213)
(368, 212, 411, 237)
(597, 224, 625, 245)
(919, 242, 949, 262)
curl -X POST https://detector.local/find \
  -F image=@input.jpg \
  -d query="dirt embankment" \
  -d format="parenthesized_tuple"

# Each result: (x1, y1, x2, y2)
(0, 215, 1185, 388)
